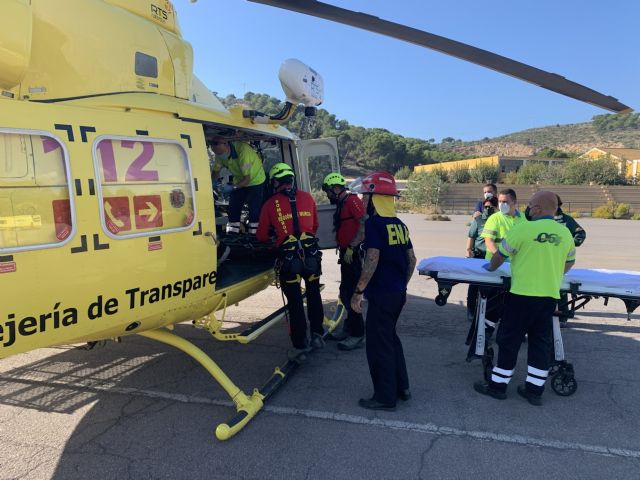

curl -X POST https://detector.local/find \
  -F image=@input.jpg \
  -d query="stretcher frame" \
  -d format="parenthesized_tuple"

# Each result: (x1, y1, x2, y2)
(419, 257, 640, 396)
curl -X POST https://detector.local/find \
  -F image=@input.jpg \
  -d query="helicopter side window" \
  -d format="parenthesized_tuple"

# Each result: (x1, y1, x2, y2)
(0, 130, 75, 253)
(305, 154, 335, 205)
(93, 137, 195, 238)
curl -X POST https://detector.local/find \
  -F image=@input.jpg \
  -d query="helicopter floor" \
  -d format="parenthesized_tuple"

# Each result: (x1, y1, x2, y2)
(216, 255, 275, 290)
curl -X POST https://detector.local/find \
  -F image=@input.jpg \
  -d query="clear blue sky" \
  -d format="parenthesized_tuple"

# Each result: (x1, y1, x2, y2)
(177, 0, 639, 142)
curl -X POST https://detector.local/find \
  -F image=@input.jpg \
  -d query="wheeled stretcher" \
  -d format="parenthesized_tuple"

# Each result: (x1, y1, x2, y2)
(417, 256, 640, 396)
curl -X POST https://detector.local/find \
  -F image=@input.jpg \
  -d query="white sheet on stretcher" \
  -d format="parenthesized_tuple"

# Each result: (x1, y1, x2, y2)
(417, 256, 640, 298)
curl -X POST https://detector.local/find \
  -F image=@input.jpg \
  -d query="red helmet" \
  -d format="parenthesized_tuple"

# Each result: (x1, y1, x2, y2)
(354, 171, 399, 196)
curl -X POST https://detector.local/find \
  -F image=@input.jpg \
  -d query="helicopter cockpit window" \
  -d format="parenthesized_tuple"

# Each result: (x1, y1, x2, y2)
(259, 141, 284, 182)
(93, 137, 195, 238)
(0, 130, 75, 252)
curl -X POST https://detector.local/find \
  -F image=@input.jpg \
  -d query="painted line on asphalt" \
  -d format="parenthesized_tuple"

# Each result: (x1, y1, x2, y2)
(18, 377, 638, 460)
(264, 404, 640, 459)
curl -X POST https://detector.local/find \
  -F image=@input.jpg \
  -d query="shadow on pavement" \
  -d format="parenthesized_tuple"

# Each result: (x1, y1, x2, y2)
(0, 291, 638, 479)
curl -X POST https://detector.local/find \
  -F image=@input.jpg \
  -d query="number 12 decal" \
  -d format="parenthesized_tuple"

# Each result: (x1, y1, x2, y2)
(98, 140, 159, 182)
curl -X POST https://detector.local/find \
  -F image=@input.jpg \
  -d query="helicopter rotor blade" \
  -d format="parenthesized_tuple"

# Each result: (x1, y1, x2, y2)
(248, 0, 631, 113)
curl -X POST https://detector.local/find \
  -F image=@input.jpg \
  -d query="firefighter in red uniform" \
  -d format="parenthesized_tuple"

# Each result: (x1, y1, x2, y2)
(256, 163, 325, 362)
(322, 172, 366, 350)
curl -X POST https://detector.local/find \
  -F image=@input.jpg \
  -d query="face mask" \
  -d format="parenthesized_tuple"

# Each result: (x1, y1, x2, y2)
(483, 206, 495, 217)
(484, 192, 494, 200)
(217, 152, 229, 161)
(499, 202, 510, 215)
(524, 206, 532, 221)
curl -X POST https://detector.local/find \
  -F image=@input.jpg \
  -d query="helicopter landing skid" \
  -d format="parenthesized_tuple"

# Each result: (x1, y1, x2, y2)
(140, 298, 346, 441)
(139, 328, 264, 440)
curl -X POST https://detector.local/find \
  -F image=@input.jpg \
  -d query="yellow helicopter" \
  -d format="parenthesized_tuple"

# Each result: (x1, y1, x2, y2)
(0, 0, 630, 440)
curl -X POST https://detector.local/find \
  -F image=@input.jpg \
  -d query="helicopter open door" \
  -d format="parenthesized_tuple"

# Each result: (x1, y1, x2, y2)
(296, 137, 340, 249)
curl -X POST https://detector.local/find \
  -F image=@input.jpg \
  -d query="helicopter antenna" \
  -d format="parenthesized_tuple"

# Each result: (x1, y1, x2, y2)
(248, 0, 631, 113)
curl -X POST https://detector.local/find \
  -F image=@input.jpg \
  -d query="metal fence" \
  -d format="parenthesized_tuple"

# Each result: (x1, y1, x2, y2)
(437, 200, 624, 217)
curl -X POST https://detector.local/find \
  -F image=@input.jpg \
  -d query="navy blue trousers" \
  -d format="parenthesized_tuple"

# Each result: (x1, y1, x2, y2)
(228, 183, 264, 224)
(281, 271, 324, 349)
(365, 291, 409, 405)
(339, 248, 364, 337)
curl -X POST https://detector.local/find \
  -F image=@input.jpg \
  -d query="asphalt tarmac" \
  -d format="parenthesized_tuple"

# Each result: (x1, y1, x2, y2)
(1, 214, 638, 479)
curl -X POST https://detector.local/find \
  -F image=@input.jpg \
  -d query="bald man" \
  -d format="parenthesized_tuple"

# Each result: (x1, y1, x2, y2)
(474, 191, 576, 406)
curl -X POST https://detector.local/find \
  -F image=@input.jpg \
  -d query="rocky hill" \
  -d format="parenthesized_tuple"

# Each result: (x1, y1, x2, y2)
(440, 118, 640, 157)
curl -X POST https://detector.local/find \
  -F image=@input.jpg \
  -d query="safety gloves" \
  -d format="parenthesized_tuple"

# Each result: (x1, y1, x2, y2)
(343, 246, 354, 264)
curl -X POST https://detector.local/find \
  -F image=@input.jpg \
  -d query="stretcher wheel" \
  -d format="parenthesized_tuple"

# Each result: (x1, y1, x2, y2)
(551, 373, 577, 396)
(435, 295, 447, 306)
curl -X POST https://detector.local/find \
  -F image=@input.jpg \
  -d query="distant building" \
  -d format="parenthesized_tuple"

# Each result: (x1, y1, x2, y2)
(414, 155, 566, 179)
(580, 148, 640, 180)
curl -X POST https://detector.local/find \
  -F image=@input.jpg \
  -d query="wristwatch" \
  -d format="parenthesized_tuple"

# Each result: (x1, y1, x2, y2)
(354, 288, 364, 295)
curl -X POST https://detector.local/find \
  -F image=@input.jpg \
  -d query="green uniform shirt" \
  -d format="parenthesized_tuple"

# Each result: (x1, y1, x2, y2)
(554, 208, 587, 246)
(215, 142, 266, 187)
(498, 217, 576, 299)
(468, 209, 494, 258)
(480, 210, 526, 259)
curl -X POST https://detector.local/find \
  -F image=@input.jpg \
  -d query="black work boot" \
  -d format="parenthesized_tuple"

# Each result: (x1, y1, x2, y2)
(358, 397, 396, 411)
(473, 380, 507, 400)
(517, 384, 543, 406)
(398, 389, 412, 401)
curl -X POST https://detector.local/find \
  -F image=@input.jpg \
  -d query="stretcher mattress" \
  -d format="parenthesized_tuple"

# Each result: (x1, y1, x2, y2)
(417, 256, 640, 298)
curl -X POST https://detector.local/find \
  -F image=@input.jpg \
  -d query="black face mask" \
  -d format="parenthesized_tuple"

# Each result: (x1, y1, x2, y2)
(328, 196, 338, 205)
(524, 206, 532, 221)
(483, 206, 495, 217)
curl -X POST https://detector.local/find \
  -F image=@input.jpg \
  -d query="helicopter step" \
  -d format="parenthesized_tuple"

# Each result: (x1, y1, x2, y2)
(193, 285, 344, 344)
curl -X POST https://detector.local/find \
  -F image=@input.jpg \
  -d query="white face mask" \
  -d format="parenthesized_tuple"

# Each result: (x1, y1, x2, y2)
(484, 192, 494, 200)
(499, 202, 511, 215)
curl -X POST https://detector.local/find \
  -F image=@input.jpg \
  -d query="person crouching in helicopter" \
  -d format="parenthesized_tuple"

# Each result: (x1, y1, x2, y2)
(322, 172, 366, 351)
(256, 163, 325, 363)
(209, 139, 266, 236)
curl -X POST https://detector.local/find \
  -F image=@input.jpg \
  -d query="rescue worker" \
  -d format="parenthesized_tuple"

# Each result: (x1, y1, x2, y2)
(256, 163, 324, 362)
(474, 191, 576, 405)
(481, 188, 526, 259)
(479, 188, 526, 326)
(465, 196, 498, 321)
(472, 183, 498, 218)
(210, 140, 265, 235)
(554, 195, 586, 247)
(351, 171, 417, 411)
(554, 195, 586, 321)
(322, 172, 366, 350)
(466, 189, 526, 364)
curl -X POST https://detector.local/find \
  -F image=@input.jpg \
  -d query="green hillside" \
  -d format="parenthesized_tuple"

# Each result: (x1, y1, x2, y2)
(444, 113, 640, 158)
(219, 92, 640, 172)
